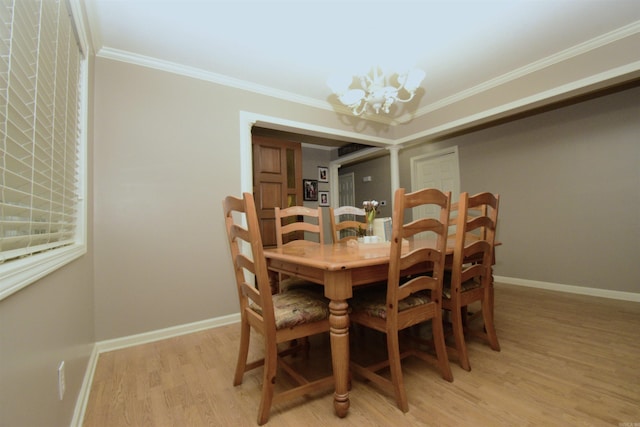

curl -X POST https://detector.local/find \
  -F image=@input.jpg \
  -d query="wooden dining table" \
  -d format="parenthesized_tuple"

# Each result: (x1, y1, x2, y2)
(264, 239, 451, 417)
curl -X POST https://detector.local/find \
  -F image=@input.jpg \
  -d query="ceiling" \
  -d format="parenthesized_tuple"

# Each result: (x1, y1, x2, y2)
(84, 0, 640, 137)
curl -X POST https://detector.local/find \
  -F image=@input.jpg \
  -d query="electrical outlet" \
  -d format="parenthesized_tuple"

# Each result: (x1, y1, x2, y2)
(58, 361, 65, 400)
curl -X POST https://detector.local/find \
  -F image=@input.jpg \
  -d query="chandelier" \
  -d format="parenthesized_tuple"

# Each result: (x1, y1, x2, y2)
(327, 66, 426, 116)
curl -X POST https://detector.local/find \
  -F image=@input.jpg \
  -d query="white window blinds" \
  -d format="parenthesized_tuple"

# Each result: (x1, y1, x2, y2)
(0, 0, 82, 264)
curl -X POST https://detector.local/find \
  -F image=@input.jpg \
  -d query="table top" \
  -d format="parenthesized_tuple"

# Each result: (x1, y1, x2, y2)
(264, 239, 447, 272)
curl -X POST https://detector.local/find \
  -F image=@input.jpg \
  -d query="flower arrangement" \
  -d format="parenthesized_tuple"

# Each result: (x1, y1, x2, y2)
(362, 200, 379, 236)
(363, 200, 379, 222)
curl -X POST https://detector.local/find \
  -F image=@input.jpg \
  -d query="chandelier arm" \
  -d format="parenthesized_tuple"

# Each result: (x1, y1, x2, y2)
(389, 72, 414, 102)
(352, 100, 367, 116)
(393, 91, 417, 103)
(360, 74, 373, 90)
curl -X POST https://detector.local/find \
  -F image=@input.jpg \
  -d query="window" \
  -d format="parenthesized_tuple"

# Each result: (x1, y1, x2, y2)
(0, 0, 87, 300)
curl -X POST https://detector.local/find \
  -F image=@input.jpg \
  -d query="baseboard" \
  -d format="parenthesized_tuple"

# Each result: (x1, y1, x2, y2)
(495, 276, 640, 302)
(95, 312, 241, 353)
(70, 344, 100, 427)
(71, 312, 240, 426)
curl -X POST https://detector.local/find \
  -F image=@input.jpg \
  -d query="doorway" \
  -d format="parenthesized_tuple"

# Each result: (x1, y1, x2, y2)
(338, 172, 355, 207)
(252, 135, 303, 247)
(239, 111, 392, 222)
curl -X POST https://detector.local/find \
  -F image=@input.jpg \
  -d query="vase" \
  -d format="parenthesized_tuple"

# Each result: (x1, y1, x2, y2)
(366, 221, 374, 237)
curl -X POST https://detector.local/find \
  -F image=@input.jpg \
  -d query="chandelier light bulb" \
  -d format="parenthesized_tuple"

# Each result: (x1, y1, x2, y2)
(339, 89, 365, 106)
(401, 68, 426, 92)
(326, 74, 352, 95)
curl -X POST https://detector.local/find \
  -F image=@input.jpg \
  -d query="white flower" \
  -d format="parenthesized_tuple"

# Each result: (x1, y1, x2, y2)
(363, 200, 379, 210)
(363, 200, 379, 223)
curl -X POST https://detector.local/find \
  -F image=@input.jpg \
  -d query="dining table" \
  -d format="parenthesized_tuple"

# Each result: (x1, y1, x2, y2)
(264, 238, 454, 417)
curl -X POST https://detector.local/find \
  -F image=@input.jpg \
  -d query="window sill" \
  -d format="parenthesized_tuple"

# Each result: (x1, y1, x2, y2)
(0, 244, 87, 301)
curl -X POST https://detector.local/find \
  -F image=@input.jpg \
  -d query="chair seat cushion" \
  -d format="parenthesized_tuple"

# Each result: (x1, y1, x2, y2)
(252, 288, 330, 330)
(350, 288, 431, 320)
(279, 276, 318, 292)
(443, 278, 482, 299)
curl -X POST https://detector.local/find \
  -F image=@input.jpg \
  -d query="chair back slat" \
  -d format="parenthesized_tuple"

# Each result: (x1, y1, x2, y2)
(397, 275, 438, 301)
(223, 193, 276, 327)
(275, 205, 324, 246)
(280, 221, 322, 236)
(452, 192, 499, 278)
(404, 217, 446, 238)
(467, 192, 499, 243)
(330, 205, 367, 243)
(388, 187, 450, 308)
(462, 239, 491, 260)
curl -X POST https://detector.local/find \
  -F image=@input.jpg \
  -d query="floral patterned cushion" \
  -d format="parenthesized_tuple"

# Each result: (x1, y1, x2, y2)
(251, 288, 330, 330)
(350, 288, 432, 320)
(279, 276, 318, 292)
(442, 275, 482, 299)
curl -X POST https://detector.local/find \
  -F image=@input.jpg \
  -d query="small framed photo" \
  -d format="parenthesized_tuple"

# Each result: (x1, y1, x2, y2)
(319, 191, 329, 207)
(303, 179, 318, 201)
(318, 166, 329, 183)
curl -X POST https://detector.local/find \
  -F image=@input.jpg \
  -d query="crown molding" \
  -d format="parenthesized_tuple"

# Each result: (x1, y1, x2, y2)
(413, 21, 640, 119)
(95, 47, 404, 128)
(97, 47, 329, 106)
(94, 20, 639, 133)
(394, 59, 640, 148)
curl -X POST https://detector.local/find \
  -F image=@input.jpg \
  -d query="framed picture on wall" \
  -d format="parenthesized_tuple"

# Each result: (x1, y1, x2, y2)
(303, 179, 318, 201)
(318, 166, 329, 182)
(319, 191, 329, 207)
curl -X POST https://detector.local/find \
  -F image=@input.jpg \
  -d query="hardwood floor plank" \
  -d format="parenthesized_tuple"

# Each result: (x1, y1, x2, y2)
(82, 283, 640, 426)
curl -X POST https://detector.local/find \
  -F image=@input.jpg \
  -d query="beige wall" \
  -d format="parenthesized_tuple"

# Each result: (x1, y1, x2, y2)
(93, 59, 240, 341)
(0, 59, 96, 427)
(399, 86, 640, 293)
(92, 58, 366, 341)
(0, 260, 95, 426)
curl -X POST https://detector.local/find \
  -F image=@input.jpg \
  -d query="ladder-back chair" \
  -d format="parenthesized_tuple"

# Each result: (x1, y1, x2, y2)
(442, 191, 500, 371)
(329, 205, 367, 243)
(223, 193, 333, 425)
(274, 205, 324, 247)
(348, 187, 454, 412)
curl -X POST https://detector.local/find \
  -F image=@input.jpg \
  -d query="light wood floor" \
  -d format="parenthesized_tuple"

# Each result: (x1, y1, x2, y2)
(82, 283, 640, 426)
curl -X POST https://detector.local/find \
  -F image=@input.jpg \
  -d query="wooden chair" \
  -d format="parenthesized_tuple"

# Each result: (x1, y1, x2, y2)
(273, 205, 325, 292)
(223, 193, 334, 425)
(274, 205, 324, 247)
(449, 200, 494, 244)
(348, 188, 454, 412)
(442, 191, 500, 371)
(329, 205, 367, 243)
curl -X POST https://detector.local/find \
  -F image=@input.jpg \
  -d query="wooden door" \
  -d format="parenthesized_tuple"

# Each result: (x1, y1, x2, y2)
(252, 136, 302, 247)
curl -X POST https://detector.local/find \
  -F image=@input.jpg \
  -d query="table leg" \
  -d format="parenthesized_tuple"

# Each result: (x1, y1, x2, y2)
(329, 299, 350, 417)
